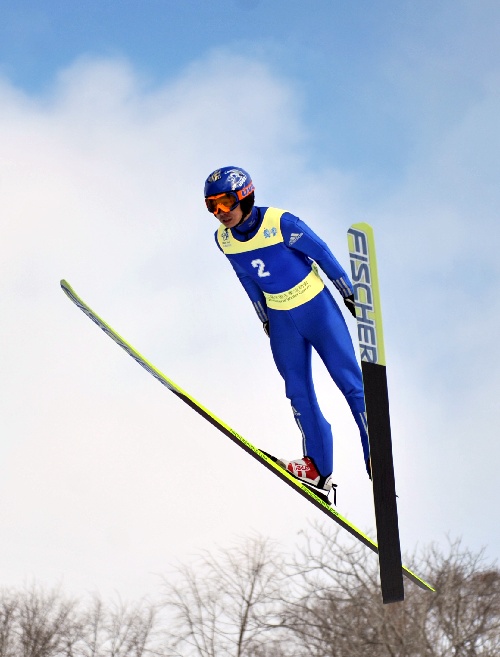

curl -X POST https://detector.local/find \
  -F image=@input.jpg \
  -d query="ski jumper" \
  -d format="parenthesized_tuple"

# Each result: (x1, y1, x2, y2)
(215, 206, 370, 477)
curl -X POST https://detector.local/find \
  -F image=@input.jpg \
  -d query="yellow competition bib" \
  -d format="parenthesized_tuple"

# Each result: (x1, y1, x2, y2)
(217, 207, 285, 254)
(264, 266, 325, 311)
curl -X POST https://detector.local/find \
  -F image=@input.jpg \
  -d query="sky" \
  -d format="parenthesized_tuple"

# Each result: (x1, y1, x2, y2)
(1, 0, 499, 602)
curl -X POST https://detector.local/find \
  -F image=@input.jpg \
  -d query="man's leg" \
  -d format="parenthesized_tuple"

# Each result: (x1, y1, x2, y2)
(292, 289, 371, 471)
(268, 309, 333, 476)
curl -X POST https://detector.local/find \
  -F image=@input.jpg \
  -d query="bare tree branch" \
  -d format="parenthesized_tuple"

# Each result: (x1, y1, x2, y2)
(160, 535, 288, 657)
(1, 525, 499, 657)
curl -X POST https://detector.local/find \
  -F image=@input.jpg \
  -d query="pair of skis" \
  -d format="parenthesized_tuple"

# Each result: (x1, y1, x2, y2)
(61, 223, 434, 602)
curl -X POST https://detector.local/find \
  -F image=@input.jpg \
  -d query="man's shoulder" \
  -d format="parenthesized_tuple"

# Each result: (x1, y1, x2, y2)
(257, 206, 300, 223)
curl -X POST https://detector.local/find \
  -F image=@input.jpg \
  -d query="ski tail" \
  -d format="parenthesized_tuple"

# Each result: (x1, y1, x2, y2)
(348, 224, 404, 604)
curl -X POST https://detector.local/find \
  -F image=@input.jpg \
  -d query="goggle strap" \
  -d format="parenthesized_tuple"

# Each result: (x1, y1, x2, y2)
(235, 181, 255, 201)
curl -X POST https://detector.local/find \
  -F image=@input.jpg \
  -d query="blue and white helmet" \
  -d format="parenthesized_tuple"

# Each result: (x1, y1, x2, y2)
(204, 166, 255, 199)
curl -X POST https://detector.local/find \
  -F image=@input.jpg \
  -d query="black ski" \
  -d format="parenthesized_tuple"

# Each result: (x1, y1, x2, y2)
(348, 223, 404, 604)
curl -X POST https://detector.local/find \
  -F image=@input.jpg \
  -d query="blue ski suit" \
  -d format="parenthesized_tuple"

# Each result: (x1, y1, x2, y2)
(215, 206, 370, 477)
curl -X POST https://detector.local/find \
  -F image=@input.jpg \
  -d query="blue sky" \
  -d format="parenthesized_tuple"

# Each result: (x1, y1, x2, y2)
(1, 0, 499, 600)
(4, 0, 496, 181)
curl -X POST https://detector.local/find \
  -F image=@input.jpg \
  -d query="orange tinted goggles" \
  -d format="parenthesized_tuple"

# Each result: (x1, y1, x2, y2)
(205, 192, 239, 214)
(205, 181, 255, 214)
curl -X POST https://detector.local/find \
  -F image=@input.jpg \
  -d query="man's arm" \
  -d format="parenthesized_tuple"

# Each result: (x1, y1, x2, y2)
(214, 232, 269, 328)
(229, 259, 269, 323)
(281, 212, 358, 314)
(281, 213, 353, 295)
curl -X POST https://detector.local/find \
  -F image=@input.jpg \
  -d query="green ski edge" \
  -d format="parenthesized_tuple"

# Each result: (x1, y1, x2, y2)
(60, 279, 434, 593)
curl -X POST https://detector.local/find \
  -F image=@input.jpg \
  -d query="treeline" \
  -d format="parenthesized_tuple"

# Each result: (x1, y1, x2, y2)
(1, 523, 499, 656)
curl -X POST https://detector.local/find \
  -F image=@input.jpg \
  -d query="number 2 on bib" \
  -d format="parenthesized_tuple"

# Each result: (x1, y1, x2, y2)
(251, 259, 271, 278)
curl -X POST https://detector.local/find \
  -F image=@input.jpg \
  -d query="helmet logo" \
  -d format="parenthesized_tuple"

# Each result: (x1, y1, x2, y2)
(207, 169, 221, 183)
(226, 169, 247, 190)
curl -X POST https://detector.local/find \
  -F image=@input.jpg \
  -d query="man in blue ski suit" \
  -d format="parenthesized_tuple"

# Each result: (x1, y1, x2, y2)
(205, 166, 370, 492)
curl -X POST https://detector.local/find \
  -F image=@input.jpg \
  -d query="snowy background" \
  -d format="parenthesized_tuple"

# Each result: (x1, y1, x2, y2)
(0, 0, 499, 599)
